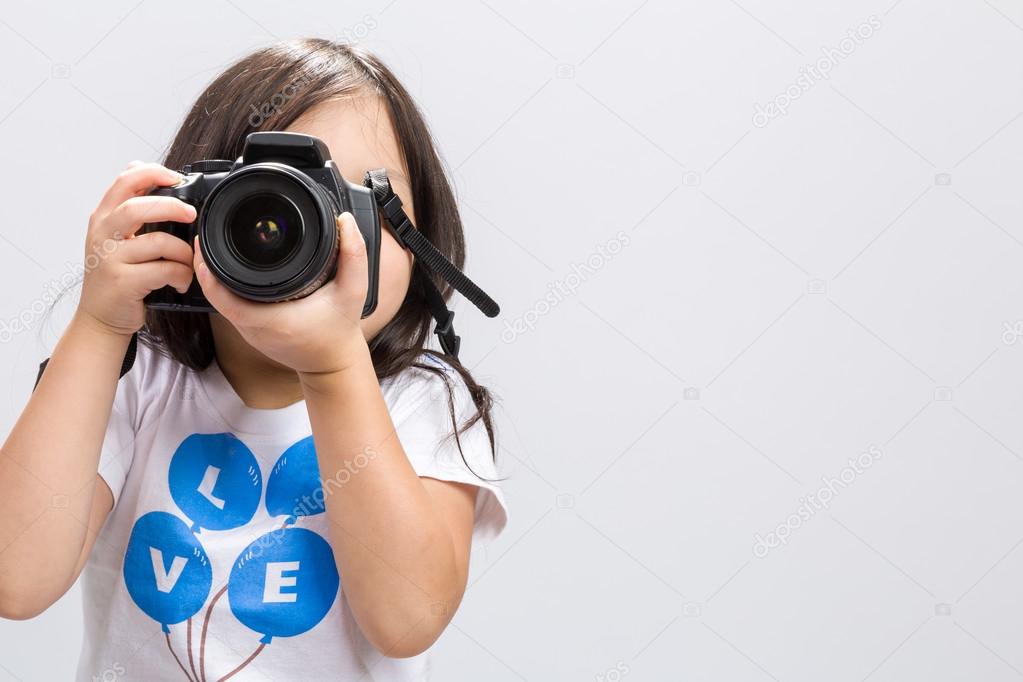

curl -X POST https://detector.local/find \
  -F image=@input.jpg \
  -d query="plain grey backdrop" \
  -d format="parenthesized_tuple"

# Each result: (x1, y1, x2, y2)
(1, 0, 1023, 679)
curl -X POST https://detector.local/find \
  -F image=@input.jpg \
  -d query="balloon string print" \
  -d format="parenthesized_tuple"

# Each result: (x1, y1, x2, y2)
(187, 617, 199, 682)
(165, 631, 196, 682)
(124, 433, 341, 679)
(199, 585, 226, 682)
(217, 642, 267, 682)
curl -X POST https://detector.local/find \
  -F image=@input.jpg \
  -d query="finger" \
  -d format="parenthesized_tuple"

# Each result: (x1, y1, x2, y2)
(329, 212, 369, 310)
(104, 196, 197, 240)
(96, 163, 184, 216)
(117, 230, 195, 266)
(124, 260, 194, 296)
(193, 237, 261, 322)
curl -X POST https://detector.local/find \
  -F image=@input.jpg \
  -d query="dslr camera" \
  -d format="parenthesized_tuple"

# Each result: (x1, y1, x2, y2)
(145, 132, 380, 316)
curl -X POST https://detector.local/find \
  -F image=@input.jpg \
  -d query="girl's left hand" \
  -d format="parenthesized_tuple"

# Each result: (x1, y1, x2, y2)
(194, 211, 370, 375)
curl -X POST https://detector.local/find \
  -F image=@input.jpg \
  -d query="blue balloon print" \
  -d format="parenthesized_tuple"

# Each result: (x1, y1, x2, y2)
(265, 437, 324, 525)
(228, 527, 339, 643)
(123, 511, 213, 632)
(168, 433, 262, 532)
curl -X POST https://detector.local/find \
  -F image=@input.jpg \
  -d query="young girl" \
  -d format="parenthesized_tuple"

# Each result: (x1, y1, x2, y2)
(0, 39, 506, 681)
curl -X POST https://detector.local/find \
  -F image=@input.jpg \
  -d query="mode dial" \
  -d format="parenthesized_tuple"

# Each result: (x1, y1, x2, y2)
(185, 160, 235, 174)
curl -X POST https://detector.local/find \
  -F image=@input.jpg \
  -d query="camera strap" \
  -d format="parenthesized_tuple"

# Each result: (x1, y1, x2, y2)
(364, 169, 500, 359)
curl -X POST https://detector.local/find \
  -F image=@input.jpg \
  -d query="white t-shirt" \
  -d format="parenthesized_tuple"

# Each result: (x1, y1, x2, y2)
(75, 341, 507, 682)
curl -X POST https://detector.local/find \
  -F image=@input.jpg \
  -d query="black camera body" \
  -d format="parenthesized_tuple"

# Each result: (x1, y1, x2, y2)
(145, 132, 380, 316)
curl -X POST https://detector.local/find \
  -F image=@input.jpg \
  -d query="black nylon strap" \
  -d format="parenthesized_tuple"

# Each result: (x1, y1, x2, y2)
(364, 169, 500, 319)
(364, 168, 500, 359)
(416, 263, 460, 357)
(122, 331, 139, 377)
(400, 226, 500, 318)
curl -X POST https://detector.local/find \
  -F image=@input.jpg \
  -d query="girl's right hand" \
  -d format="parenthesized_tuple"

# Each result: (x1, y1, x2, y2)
(76, 162, 198, 337)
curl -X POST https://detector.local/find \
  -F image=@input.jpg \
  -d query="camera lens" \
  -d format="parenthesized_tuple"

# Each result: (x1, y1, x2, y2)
(200, 166, 340, 302)
(225, 193, 302, 268)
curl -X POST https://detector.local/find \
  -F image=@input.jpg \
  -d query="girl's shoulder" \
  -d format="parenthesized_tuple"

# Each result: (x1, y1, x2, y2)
(113, 337, 198, 424)
(383, 352, 506, 541)
(380, 352, 483, 426)
(399, 351, 460, 376)
(381, 352, 466, 403)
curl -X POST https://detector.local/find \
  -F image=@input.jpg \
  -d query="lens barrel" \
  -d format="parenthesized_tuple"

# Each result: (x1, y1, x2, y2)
(198, 164, 339, 301)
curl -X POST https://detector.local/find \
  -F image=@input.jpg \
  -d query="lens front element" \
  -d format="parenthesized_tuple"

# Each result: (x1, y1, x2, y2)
(226, 193, 302, 269)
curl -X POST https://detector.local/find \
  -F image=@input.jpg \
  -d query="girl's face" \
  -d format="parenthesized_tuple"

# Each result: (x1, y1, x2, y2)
(287, 95, 416, 339)
(210, 94, 415, 361)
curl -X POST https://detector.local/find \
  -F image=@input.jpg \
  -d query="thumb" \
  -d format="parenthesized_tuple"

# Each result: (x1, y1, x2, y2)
(192, 236, 258, 324)
(330, 212, 369, 310)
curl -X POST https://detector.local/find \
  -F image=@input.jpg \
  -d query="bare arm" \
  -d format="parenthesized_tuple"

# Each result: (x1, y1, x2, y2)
(0, 319, 126, 618)
(0, 163, 197, 619)
(300, 350, 477, 658)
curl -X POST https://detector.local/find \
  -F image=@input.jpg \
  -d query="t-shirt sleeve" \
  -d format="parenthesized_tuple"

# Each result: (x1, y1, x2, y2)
(389, 360, 508, 544)
(95, 349, 144, 506)
(97, 399, 136, 505)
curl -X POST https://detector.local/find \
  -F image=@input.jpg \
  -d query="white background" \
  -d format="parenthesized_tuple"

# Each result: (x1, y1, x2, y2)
(1, 0, 1023, 680)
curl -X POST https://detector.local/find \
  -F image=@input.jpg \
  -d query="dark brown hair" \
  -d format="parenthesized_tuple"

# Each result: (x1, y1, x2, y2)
(142, 39, 495, 458)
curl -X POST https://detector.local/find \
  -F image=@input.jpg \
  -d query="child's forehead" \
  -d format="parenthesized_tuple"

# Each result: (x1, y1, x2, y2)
(286, 95, 413, 210)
